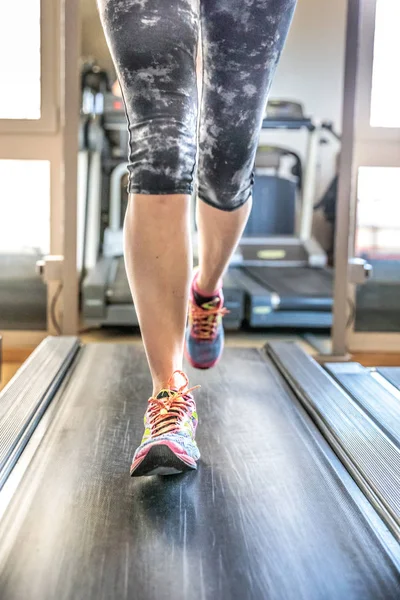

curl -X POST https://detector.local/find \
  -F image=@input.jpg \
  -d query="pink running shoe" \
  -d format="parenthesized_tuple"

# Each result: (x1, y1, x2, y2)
(130, 371, 200, 477)
(185, 270, 229, 370)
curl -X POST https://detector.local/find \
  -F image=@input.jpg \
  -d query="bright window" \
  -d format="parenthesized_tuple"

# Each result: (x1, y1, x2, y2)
(370, 0, 400, 127)
(0, 0, 41, 119)
(0, 160, 50, 253)
(356, 167, 400, 258)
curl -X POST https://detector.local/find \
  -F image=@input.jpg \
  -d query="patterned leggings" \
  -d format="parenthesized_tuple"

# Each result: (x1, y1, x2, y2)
(98, 0, 297, 211)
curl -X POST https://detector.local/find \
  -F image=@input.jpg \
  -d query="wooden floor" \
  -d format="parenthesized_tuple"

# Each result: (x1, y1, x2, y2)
(1, 330, 400, 391)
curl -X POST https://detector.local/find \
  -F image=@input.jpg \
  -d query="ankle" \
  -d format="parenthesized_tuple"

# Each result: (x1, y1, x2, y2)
(152, 379, 173, 396)
(152, 370, 183, 396)
(195, 272, 222, 297)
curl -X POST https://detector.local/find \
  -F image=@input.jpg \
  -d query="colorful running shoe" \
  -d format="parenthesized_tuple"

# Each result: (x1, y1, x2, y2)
(130, 370, 200, 477)
(185, 271, 229, 370)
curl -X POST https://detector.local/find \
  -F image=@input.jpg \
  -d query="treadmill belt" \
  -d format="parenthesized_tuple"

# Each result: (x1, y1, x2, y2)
(0, 345, 399, 599)
(378, 368, 400, 392)
(245, 266, 333, 310)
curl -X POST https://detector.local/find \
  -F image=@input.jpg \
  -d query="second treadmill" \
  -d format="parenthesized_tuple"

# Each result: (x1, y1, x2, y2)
(230, 101, 337, 329)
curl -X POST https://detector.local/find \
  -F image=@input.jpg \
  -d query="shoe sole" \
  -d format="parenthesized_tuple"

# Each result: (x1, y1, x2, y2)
(130, 443, 198, 477)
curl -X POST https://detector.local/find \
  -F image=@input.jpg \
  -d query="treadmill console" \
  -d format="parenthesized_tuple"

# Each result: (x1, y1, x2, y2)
(102, 93, 129, 157)
(103, 93, 126, 122)
(267, 100, 304, 119)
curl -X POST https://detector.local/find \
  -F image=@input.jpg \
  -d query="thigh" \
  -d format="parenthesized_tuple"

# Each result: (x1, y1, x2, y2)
(198, 0, 297, 209)
(98, 0, 200, 194)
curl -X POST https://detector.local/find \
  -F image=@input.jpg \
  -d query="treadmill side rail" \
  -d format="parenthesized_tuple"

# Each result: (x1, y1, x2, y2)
(325, 362, 400, 449)
(0, 336, 80, 490)
(377, 368, 400, 392)
(267, 341, 400, 541)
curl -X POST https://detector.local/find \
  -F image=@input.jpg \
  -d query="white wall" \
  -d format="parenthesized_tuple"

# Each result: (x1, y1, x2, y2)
(80, 0, 116, 76)
(271, 0, 347, 129)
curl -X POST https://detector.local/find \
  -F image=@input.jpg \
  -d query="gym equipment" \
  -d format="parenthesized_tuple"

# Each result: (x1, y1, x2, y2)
(243, 145, 302, 237)
(77, 62, 110, 281)
(83, 254, 244, 330)
(82, 97, 327, 330)
(0, 252, 47, 331)
(231, 265, 333, 328)
(102, 93, 129, 160)
(81, 61, 111, 117)
(355, 259, 400, 333)
(229, 105, 341, 329)
(1, 338, 400, 599)
(233, 100, 325, 268)
(82, 93, 246, 330)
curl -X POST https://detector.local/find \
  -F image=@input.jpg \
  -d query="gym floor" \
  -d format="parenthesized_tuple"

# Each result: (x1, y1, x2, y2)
(2, 330, 400, 392)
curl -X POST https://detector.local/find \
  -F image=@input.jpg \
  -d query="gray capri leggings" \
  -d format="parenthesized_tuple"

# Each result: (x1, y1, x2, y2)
(98, 0, 296, 211)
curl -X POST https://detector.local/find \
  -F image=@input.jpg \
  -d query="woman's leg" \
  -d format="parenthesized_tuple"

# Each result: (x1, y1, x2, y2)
(195, 199, 252, 294)
(197, 0, 297, 287)
(185, 0, 297, 368)
(98, 0, 201, 476)
(124, 194, 191, 394)
(98, 0, 199, 394)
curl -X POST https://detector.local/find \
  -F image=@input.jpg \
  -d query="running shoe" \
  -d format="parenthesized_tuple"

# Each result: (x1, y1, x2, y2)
(185, 271, 229, 370)
(130, 370, 200, 477)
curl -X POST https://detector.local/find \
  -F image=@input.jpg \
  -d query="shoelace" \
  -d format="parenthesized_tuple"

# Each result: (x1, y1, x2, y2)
(190, 301, 229, 340)
(147, 370, 200, 437)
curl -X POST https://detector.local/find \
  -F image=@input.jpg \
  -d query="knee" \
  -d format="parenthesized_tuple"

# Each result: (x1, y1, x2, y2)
(197, 155, 254, 212)
(198, 183, 253, 212)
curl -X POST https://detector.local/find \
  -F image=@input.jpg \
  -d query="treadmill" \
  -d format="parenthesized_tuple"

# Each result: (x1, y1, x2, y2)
(229, 101, 337, 329)
(81, 95, 140, 329)
(227, 264, 333, 328)
(82, 97, 320, 331)
(82, 100, 341, 330)
(82, 94, 245, 330)
(1, 337, 400, 599)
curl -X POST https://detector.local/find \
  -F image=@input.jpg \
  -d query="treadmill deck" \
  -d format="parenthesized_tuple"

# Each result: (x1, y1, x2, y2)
(0, 344, 399, 599)
(245, 266, 333, 310)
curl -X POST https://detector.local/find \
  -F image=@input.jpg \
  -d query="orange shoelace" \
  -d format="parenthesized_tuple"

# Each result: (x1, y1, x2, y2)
(190, 301, 229, 340)
(147, 370, 200, 437)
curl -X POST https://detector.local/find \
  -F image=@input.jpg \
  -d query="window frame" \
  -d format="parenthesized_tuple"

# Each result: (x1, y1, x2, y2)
(332, 0, 400, 355)
(0, 0, 80, 341)
(356, 0, 400, 144)
(349, 0, 400, 352)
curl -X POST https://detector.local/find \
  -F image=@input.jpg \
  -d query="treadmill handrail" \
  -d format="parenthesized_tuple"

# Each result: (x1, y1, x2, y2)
(110, 162, 129, 232)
